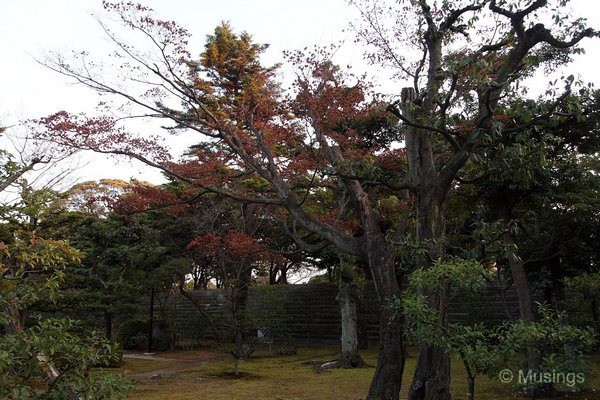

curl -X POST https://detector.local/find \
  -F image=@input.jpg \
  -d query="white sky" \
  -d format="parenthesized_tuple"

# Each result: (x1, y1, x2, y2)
(1, 0, 599, 187)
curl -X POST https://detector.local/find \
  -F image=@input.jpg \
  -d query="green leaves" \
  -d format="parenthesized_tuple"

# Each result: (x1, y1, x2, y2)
(0, 185, 130, 399)
(493, 305, 596, 391)
(564, 272, 600, 298)
(407, 258, 490, 293)
(399, 257, 596, 391)
(0, 318, 131, 399)
(398, 258, 500, 376)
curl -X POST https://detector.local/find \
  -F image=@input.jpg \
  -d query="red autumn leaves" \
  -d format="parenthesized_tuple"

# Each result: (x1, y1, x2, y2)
(186, 230, 267, 261)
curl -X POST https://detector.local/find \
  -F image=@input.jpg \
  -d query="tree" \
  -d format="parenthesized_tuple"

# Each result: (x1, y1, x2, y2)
(33, 179, 174, 345)
(117, 180, 295, 366)
(32, 2, 597, 399)
(332, 256, 368, 369)
(185, 201, 270, 374)
(0, 185, 130, 399)
(445, 89, 600, 395)
(350, 1, 597, 398)
(401, 260, 596, 400)
(0, 150, 43, 193)
(401, 259, 498, 400)
(35, 16, 409, 398)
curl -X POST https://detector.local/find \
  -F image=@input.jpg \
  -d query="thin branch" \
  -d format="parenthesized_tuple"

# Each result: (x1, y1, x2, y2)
(440, 2, 487, 32)
(388, 102, 461, 151)
(280, 219, 329, 253)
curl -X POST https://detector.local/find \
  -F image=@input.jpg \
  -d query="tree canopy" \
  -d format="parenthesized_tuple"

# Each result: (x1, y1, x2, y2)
(22, 1, 600, 400)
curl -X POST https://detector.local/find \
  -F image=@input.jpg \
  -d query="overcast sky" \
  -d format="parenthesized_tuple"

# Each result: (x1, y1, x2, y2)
(1, 0, 598, 186)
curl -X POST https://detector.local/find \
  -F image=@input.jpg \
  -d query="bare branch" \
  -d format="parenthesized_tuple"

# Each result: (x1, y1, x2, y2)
(440, 2, 487, 32)
(387, 102, 461, 151)
(280, 219, 329, 253)
(0, 157, 44, 193)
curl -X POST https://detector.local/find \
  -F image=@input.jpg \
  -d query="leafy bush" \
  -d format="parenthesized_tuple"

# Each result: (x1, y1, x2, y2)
(494, 305, 596, 392)
(0, 318, 131, 399)
(400, 259, 596, 399)
(116, 319, 149, 351)
(563, 272, 600, 336)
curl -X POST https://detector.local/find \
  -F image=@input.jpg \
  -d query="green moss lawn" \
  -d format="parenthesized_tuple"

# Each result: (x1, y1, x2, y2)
(108, 346, 600, 400)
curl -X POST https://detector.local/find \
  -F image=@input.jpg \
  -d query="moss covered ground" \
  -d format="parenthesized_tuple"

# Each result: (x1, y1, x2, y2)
(112, 346, 600, 400)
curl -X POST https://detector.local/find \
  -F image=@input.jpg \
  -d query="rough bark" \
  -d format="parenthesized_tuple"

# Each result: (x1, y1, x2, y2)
(303, 139, 407, 398)
(409, 292, 451, 400)
(335, 281, 366, 368)
(365, 240, 406, 400)
(408, 205, 452, 400)
(402, 87, 452, 400)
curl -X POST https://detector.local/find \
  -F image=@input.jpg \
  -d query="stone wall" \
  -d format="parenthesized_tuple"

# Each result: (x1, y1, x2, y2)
(151, 282, 522, 347)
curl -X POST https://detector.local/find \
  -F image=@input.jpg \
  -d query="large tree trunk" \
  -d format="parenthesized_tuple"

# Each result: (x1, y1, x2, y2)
(335, 281, 365, 368)
(409, 344, 451, 400)
(402, 86, 452, 400)
(503, 229, 536, 324)
(408, 190, 451, 400)
(498, 204, 536, 325)
(365, 241, 406, 400)
(408, 285, 451, 400)
(367, 307, 405, 400)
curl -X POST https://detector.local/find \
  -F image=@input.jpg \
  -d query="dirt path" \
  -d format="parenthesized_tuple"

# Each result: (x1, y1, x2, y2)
(123, 352, 220, 380)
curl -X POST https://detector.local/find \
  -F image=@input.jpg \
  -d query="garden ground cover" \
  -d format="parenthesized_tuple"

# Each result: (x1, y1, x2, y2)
(105, 346, 600, 400)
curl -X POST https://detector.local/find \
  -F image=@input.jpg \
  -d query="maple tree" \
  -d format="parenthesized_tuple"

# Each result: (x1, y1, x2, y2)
(31, 1, 597, 399)
(185, 210, 266, 373)
(116, 180, 303, 363)
(35, 15, 409, 399)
